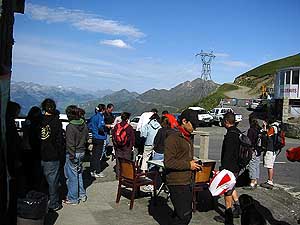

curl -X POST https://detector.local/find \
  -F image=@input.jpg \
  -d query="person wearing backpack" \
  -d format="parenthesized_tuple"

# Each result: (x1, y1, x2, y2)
(244, 117, 261, 190)
(220, 112, 241, 225)
(112, 112, 135, 177)
(260, 119, 284, 190)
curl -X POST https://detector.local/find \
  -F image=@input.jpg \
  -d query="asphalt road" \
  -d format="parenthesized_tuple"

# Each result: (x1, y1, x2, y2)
(193, 106, 300, 199)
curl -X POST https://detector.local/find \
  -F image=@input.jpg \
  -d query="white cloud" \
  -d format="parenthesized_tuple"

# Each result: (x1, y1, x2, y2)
(13, 37, 247, 92)
(25, 3, 145, 38)
(214, 52, 230, 57)
(220, 60, 250, 68)
(100, 39, 132, 49)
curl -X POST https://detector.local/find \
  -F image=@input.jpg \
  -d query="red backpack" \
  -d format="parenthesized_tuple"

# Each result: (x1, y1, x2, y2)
(286, 147, 300, 162)
(114, 123, 129, 147)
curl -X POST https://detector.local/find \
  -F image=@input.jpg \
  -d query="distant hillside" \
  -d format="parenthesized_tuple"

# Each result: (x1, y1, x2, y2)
(189, 54, 300, 110)
(138, 78, 218, 107)
(81, 89, 140, 116)
(194, 83, 239, 110)
(234, 53, 300, 90)
(12, 78, 219, 117)
(80, 78, 219, 116)
(10, 81, 110, 115)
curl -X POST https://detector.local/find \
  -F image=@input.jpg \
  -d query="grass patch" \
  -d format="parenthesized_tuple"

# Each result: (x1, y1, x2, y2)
(194, 83, 238, 110)
(237, 53, 300, 79)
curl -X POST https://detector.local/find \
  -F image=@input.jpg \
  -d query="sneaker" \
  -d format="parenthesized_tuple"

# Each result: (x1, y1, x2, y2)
(80, 195, 87, 203)
(49, 204, 63, 212)
(260, 182, 274, 189)
(232, 204, 241, 218)
(90, 171, 96, 177)
(142, 185, 154, 192)
(63, 199, 78, 205)
(94, 172, 105, 178)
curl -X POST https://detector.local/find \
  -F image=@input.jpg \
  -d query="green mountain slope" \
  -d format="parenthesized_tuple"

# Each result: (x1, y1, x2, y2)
(235, 53, 300, 88)
(193, 83, 238, 110)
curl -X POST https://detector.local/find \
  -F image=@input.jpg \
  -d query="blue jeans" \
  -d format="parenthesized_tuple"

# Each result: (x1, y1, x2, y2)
(41, 160, 60, 209)
(102, 135, 110, 158)
(149, 151, 164, 170)
(248, 152, 260, 180)
(64, 153, 86, 203)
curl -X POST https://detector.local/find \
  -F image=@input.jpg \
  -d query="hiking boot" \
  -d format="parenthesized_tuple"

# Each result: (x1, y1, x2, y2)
(232, 204, 241, 218)
(224, 208, 234, 225)
(260, 182, 274, 189)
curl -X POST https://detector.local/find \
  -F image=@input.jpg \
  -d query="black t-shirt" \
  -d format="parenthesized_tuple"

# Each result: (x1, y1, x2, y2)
(104, 112, 115, 124)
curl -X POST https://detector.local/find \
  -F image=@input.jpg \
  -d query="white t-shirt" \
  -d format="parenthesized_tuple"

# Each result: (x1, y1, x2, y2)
(136, 112, 154, 132)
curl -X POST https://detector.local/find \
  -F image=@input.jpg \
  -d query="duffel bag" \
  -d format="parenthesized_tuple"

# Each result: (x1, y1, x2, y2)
(286, 147, 300, 162)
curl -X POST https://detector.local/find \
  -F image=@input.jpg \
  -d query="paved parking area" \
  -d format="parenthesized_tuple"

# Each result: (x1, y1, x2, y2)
(44, 158, 300, 225)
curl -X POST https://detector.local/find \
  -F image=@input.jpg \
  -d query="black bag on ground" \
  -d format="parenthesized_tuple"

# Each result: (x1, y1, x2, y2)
(236, 169, 251, 187)
(196, 189, 215, 212)
(17, 191, 48, 219)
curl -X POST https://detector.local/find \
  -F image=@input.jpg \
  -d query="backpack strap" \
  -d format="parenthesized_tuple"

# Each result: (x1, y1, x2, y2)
(123, 123, 129, 130)
(117, 123, 129, 133)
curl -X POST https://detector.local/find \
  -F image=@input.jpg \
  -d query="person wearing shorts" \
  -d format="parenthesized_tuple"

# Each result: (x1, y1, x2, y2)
(260, 119, 278, 190)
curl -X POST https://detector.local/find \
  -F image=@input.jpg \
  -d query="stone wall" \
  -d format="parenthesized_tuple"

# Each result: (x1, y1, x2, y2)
(283, 122, 300, 139)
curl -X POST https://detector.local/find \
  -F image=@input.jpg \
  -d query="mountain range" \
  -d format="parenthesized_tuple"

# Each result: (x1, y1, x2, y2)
(10, 81, 113, 115)
(80, 78, 219, 116)
(11, 78, 219, 116)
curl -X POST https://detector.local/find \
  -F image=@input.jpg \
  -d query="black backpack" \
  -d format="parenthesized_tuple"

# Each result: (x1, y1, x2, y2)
(255, 131, 268, 155)
(230, 130, 254, 169)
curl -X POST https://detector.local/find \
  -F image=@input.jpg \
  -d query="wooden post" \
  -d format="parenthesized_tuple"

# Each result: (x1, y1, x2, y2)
(193, 130, 209, 160)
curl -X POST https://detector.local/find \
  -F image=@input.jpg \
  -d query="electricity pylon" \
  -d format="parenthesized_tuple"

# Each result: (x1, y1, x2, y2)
(195, 50, 215, 81)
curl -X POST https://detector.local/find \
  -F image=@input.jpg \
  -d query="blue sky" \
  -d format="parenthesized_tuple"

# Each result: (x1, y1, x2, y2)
(12, 0, 300, 93)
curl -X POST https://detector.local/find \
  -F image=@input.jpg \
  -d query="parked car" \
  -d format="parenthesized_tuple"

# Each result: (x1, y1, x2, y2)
(210, 107, 242, 126)
(15, 117, 26, 136)
(248, 99, 262, 110)
(15, 114, 69, 136)
(59, 114, 69, 131)
(188, 107, 213, 127)
(129, 116, 140, 130)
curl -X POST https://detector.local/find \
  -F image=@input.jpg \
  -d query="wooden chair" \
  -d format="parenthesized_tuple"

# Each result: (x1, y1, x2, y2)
(192, 161, 216, 212)
(116, 157, 157, 209)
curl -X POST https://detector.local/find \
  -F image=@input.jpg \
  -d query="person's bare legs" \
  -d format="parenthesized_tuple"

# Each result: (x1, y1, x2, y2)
(268, 168, 274, 182)
(224, 195, 233, 209)
(232, 190, 238, 202)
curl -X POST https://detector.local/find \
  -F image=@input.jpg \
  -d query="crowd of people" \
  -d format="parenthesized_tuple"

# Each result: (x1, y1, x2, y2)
(4, 98, 285, 225)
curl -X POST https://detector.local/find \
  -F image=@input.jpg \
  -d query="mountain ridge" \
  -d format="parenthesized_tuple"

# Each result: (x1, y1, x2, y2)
(10, 78, 219, 116)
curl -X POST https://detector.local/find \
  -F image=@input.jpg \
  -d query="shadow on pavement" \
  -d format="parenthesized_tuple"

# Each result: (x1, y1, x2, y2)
(148, 196, 173, 225)
(120, 187, 151, 201)
(255, 199, 291, 225)
(44, 211, 58, 225)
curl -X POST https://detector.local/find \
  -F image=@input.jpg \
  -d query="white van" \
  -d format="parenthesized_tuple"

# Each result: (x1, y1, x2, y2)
(188, 107, 213, 127)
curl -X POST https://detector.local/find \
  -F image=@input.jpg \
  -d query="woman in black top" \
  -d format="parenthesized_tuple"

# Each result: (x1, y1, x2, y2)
(245, 117, 261, 189)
